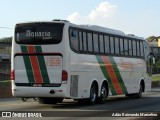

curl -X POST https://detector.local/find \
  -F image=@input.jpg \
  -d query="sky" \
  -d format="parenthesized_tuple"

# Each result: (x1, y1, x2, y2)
(0, 0, 160, 38)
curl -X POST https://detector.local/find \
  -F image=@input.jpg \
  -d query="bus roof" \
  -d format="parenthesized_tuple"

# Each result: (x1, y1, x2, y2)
(15, 20, 145, 41)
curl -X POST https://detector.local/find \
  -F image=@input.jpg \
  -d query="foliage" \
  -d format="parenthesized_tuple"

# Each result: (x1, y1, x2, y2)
(147, 36, 156, 42)
(0, 37, 12, 43)
(0, 80, 11, 87)
(152, 75, 160, 81)
(152, 60, 160, 74)
(156, 60, 160, 68)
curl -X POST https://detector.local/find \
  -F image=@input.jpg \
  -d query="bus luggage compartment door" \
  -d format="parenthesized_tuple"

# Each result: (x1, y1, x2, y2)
(14, 54, 62, 86)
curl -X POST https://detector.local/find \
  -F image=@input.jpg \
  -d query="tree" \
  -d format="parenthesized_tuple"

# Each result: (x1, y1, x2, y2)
(0, 37, 12, 43)
(147, 36, 156, 42)
(156, 60, 160, 73)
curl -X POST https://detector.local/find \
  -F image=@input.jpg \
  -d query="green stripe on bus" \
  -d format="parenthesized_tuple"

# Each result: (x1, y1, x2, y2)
(96, 56, 117, 95)
(108, 57, 128, 94)
(21, 46, 35, 83)
(35, 46, 50, 83)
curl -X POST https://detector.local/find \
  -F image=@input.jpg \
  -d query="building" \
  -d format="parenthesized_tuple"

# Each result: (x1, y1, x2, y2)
(0, 41, 11, 62)
(0, 41, 11, 80)
(149, 37, 160, 47)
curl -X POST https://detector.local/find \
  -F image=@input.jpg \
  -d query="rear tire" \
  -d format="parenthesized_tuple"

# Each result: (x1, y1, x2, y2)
(22, 97, 27, 102)
(88, 83, 97, 105)
(97, 84, 108, 104)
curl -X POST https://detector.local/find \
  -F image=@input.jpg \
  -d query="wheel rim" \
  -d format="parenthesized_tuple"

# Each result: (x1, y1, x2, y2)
(101, 86, 107, 101)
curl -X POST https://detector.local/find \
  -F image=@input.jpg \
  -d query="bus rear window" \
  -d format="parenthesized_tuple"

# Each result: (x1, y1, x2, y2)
(15, 23, 64, 44)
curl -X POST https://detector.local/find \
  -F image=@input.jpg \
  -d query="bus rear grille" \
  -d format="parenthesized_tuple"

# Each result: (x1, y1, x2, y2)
(70, 75, 78, 97)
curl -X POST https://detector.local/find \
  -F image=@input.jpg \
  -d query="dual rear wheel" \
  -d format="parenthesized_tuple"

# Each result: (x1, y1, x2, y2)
(38, 83, 143, 105)
(98, 84, 108, 104)
(78, 83, 108, 105)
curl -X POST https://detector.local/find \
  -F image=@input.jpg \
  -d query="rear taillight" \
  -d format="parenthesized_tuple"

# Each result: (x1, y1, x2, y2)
(11, 70, 15, 80)
(62, 70, 68, 82)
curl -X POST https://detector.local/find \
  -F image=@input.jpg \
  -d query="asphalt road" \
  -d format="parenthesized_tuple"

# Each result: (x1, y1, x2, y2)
(0, 88, 160, 120)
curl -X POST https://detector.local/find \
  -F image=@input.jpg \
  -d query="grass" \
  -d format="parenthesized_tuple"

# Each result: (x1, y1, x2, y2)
(0, 80, 11, 82)
(152, 75, 160, 81)
(0, 80, 11, 86)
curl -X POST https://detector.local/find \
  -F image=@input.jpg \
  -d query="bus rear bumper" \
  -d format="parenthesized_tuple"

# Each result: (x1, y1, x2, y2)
(12, 83, 69, 98)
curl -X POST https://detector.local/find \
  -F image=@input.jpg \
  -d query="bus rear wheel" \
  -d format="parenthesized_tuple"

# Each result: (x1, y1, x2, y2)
(88, 83, 98, 105)
(98, 84, 108, 104)
(22, 97, 27, 102)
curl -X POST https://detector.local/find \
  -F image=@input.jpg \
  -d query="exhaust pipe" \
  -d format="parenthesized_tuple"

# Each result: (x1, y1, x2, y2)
(49, 90, 55, 94)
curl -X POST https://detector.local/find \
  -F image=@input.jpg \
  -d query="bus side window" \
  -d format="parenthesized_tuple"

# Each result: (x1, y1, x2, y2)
(99, 35, 104, 53)
(104, 35, 110, 54)
(120, 38, 124, 55)
(70, 29, 79, 51)
(137, 41, 140, 56)
(129, 40, 132, 56)
(79, 31, 83, 52)
(140, 42, 144, 57)
(115, 37, 120, 55)
(83, 32, 87, 52)
(133, 40, 137, 56)
(88, 33, 93, 52)
(124, 39, 128, 56)
(93, 34, 99, 53)
(110, 36, 114, 54)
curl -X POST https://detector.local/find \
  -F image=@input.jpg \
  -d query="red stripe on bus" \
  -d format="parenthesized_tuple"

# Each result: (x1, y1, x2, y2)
(27, 46, 43, 83)
(101, 56, 123, 95)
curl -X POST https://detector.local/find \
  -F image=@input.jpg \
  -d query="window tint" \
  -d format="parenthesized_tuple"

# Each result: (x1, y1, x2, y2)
(110, 37, 114, 54)
(133, 40, 137, 56)
(99, 35, 104, 53)
(140, 42, 144, 57)
(124, 39, 128, 55)
(70, 29, 79, 51)
(69, 27, 145, 58)
(120, 38, 124, 55)
(15, 23, 64, 44)
(115, 37, 119, 54)
(87, 33, 93, 52)
(129, 40, 132, 56)
(83, 32, 87, 51)
(93, 34, 99, 53)
(79, 31, 83, 51)
(137, 41, 140, 56)
(104, 35, 110, 54)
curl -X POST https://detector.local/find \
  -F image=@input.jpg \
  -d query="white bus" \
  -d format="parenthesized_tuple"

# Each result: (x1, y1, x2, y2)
(11, 20, 154, 104)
